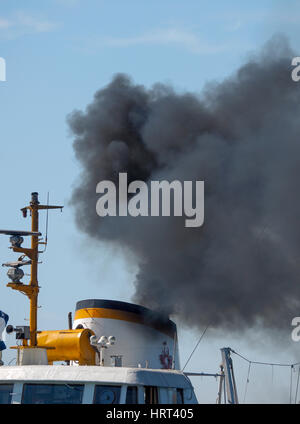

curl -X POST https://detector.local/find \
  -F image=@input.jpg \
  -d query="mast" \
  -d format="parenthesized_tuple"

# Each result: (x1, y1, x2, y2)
(220, 347, 239, 404)
(0, 193, 97, 366)
(7, 192, 63, 347)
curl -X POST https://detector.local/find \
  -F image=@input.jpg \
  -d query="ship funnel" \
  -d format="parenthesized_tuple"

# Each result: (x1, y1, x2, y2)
(73, 299, 180, 369)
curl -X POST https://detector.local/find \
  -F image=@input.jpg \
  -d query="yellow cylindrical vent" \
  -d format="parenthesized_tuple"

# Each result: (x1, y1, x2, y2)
(37, 329, 96, 365)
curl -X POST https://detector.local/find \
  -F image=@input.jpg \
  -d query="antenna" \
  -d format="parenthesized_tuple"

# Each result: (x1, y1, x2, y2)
(40, 192, 50, 254)
(45, 192, 49, 246)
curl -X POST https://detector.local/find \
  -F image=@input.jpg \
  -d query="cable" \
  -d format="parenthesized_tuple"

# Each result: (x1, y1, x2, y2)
(290, 365, 294, 404)
(243, 361, 252, 403)
(182, 325, 209, 371)
(8, 357, 16, 365)
(231, 349, 300, 368)
(295, 366, 300, 404)
(231, 348, 300, 404)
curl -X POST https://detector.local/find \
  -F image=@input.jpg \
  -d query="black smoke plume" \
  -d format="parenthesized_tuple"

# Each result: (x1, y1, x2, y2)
(68, 35, 300, 331)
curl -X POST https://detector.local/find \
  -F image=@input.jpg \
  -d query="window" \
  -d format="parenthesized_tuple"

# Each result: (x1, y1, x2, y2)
(145, 386, 159, 404)
(126, 386, 138, 404)
(93, 385, 121, 404)
(22, 384, 84, 404)
(176, 388, 184, 404)
(0, 384, 13, 404)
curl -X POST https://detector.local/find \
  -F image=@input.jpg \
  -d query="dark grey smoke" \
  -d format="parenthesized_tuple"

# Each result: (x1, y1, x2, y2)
(68, 35, 300, 331)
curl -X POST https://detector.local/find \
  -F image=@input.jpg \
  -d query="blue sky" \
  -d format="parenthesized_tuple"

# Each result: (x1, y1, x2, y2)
(0, 0, 300, 403)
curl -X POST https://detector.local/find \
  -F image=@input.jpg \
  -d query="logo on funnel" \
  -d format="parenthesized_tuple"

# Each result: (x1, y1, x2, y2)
(159, 342, 173, 369)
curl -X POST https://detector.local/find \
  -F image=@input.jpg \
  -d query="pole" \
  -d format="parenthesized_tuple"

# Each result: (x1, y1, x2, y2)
(221, 347, 239, 404)
(29, 192, 39, 346)
(216, 365, 224, 404)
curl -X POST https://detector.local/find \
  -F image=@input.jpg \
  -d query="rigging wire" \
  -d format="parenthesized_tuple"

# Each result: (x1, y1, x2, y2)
(223, 374, 227, 404)
(182, 325, 209, 371)
(231, 348, 300, 404)
(290, 365, 294, 404)
(243, 361, 252, 403)
(8, 357, 16, 365)
(231, 349, 300, 368)
(295, 366, 300, 404)
(271, 364, 274, 386)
